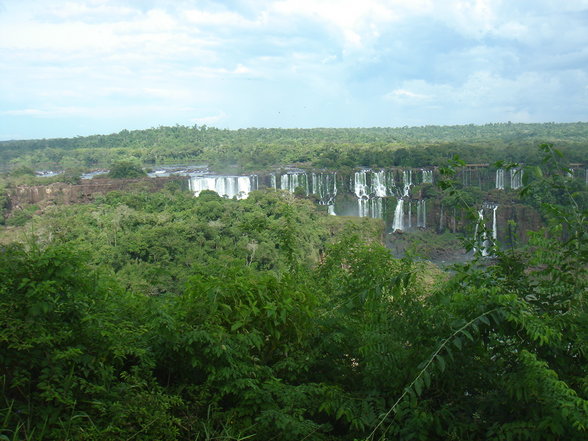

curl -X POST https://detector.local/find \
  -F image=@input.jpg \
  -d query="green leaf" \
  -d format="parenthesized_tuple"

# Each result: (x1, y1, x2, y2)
(423, 370, 431, 388)
(436, 355, 446, 372)
(414, 377, 423, 396)
(479, 315, 490, 326)
(230, 321, 244, 332)
(461, 329, 474, 342)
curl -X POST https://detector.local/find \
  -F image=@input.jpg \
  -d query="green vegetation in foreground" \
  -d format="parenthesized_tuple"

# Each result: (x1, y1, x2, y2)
(0, 147, 587, 440)
(1, 122, 587, 172)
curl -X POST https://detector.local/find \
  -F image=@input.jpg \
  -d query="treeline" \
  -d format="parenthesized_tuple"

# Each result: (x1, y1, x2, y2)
(1, 122, 587, 171)
(1, 150, 588, 440)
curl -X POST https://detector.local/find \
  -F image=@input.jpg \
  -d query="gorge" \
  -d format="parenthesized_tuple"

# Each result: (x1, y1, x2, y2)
(8, 163, 583, 253)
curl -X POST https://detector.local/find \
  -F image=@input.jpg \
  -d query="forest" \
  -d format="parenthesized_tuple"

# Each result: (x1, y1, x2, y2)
(0, 125, 587, 440)
(1, 122, 588, 173)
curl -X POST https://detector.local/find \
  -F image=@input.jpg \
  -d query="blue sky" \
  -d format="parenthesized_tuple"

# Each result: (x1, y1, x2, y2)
(0, 0, 587, 140)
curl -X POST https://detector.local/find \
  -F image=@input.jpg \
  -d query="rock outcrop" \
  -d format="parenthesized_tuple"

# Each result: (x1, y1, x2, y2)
(5, 177, 182, 212)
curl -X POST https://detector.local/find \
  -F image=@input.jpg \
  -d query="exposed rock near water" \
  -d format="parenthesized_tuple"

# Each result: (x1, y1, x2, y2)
(5, 177, 182, 212)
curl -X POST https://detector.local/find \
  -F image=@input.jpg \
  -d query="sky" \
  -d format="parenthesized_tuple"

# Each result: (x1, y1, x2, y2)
(0, 0, 587, 140)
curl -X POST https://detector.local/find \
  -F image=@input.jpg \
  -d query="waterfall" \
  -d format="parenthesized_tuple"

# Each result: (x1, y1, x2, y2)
(408, 201, 412, 228)
(250, 175, 258, 192)
(422, 170, 433, 184)
(496, 169, 505, 190)
(373, 170, 387, 197)
(370, 198, 383, 219)
(353, 170, 385, 218)
(328, 205, 336, 216)
(492, 205, 498, 241)
(353, 171, 369, 199)
(281, 173, 300, 192)
(392, 199, 404, 231)
(358, 198, 369, 217)
(510, 168, 523, 190)
(189, 176, 252, 199)
(403, 169, 412, 196)
(312, 172, 337, 205)
(302, 173, 310, 195)
(402, 170, 412, 197)
(270, 174, 277, 189)
(474, 205, 498, 257)
(354, 171, 369, 217)
(416, 200, 426, 228)
(473, 209, 489, 256)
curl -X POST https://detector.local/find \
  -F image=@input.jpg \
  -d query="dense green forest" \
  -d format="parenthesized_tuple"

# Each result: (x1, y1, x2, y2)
(1, 143, 587, 440)
(1, 122, 587, 171)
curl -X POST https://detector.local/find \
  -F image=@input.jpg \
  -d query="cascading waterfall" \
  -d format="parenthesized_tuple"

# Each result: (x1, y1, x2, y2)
(408, 201, 412, 228)
(496, 169, 505, 190)
(353, 171, 369, 199)
(353, 171, 370, 217)
(250, 175, 258, 193)
(392, 199, 404, 231)
(357, 199, 382, 218)
(370, 198, 383, 219)
(302, 173, 310, 195)
(474, 205, 499, 257)
(402, 170, 412, 197)
(280, 173, 299, 192)
(189, 176, 253, 199)
(473, 208, 490, 256)
(373, 170, 388, 197)
(510, 168, 523, 190)
(352, 170, 386, 218)
(422, 170, 433, 184)
(416, 200, 427, 228)
(492, 205, 498, 241)
(311, 172, 337, 205)
(270, 174, 277, 189)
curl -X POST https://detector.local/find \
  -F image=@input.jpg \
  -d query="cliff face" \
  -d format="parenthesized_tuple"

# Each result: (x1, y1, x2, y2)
(5, 177, 181, 212)
(424, 200, 543, 244)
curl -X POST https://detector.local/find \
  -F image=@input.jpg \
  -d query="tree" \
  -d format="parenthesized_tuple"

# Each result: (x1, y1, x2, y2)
(107, 160, 146, 179)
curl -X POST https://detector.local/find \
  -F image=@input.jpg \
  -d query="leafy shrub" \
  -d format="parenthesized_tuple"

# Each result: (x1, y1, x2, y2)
(107, 161, 146, 179)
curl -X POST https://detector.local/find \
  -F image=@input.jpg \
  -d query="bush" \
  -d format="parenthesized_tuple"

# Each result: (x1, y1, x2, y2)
(107, 161, 147, 179)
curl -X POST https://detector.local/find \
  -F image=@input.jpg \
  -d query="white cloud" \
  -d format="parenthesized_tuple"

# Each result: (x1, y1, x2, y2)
(183, 9, 265, 28)
(383, 68, 588, 124)
(190, 111, 228, 126)
(271, 0, 401, 49)
(2, 108, 49, 116)
(384, 89, 430, 101)
(43, 1, 136, 21)
(0, 0, 586, 138)
(1, 106, 90, 117)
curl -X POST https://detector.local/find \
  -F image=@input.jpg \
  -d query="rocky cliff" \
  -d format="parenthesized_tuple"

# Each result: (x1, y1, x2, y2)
(5, 177, 182, 213)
